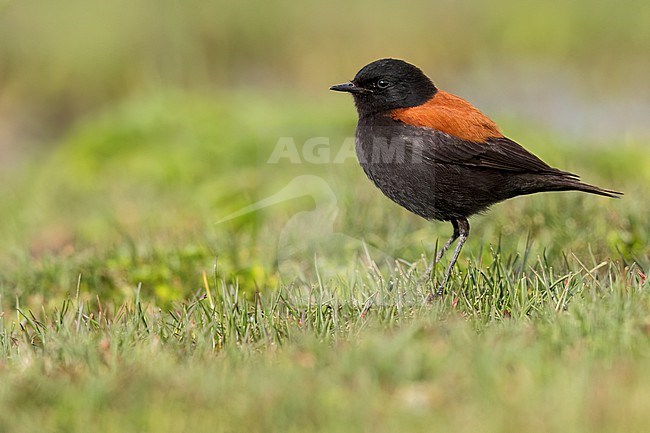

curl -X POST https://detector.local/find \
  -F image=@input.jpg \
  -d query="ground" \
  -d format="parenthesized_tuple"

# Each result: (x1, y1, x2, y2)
(0, 93, 648, 432)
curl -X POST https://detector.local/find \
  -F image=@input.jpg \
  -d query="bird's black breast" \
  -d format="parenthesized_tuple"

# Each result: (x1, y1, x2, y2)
(355, 116, 439, 219)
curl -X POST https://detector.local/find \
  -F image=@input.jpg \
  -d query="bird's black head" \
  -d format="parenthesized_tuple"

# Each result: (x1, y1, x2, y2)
(330, 58, 437, 116)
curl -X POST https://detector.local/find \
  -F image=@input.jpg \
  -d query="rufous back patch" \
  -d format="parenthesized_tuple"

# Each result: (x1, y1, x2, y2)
(390, 91, 503, 142)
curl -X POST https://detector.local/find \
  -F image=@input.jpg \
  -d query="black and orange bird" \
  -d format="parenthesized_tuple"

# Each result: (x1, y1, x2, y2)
(330, 58, 621, 296)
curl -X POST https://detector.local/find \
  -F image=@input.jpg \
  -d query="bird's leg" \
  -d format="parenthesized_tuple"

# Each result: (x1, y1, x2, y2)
(432, 217, 470, 298)
(422, 219, 459, 283)
(435, 219, 460, 263)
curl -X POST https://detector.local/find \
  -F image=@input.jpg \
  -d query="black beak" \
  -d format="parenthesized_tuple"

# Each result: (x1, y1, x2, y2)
(329, 82, 369, 94)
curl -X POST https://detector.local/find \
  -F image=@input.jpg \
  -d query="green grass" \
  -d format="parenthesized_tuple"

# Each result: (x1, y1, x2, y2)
(1, 266, 649, 432)
(1, 92, 649, 432)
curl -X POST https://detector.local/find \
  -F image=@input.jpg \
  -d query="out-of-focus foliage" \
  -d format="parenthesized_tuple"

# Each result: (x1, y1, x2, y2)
(1, 0, 649, 139)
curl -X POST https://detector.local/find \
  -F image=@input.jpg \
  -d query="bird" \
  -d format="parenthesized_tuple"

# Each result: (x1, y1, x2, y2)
(330, 58, 622, 297)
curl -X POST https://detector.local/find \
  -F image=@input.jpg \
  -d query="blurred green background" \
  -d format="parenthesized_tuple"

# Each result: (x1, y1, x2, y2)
(2, 0, 649, 146)
(0, 0, 648, 305)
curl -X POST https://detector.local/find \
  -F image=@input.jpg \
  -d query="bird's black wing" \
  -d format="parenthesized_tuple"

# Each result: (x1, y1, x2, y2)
(410, 129, 578, 178)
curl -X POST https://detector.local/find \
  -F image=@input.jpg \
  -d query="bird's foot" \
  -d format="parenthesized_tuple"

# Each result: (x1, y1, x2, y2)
(424, 285, 445, 303)
(419, 264, 434, 286)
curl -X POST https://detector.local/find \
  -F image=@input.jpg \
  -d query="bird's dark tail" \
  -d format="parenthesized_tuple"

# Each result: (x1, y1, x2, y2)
(565, 181, 623, 198)
(541, 174, 623, 198)
(515, 171, 622, 198)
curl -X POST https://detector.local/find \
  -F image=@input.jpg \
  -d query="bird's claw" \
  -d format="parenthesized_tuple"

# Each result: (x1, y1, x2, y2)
(425, 286, 445, 303)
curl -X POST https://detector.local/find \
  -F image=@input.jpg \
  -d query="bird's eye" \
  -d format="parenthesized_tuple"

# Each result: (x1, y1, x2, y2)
(376, 79, 390, 89)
